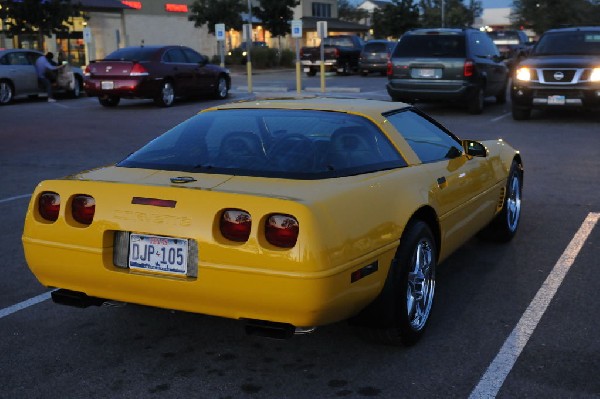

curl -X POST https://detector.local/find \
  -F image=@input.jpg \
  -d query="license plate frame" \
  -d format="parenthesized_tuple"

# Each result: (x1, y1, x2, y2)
(411, 68, 442, 79)
(128, 233, 189, 276)
(101, 81, 114, 90)
(547, 95, 566, 105)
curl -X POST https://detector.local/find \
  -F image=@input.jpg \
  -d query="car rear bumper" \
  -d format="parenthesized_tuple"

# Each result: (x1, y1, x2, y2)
(359, 61, 387, 73)
(511, 82, 600, 109)
(84, 77, 158, 99)
(386, 79, 474, 100)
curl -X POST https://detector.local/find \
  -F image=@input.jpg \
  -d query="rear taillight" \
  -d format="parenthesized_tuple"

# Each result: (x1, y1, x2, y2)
(130, 63, 149, 76)
(220, 209, 251, 242)
(265, 214, 299, 248)
(84, 65, 91, 77)
(387, 60, 393, 76)
(334, 48, 340, 58)
(464, 60, 474, 77)
(72, 195, 95, 225)
(38, 191, 60, 222)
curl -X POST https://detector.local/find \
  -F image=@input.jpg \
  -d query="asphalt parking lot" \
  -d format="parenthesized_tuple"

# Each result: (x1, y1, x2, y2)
(1, 71, 599, 398)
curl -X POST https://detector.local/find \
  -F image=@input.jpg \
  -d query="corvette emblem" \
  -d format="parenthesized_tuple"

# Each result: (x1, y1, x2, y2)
(553, 71, 564, 80)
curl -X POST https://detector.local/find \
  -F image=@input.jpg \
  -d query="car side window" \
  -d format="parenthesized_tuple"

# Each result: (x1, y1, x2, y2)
(385, 109, 462, 163)
(470, 32, 499, 57)
(183, 48, 204, 64)
(7, 52, 31, 66)
(163, 49, 187, 63)
(0, 55, 8, 65)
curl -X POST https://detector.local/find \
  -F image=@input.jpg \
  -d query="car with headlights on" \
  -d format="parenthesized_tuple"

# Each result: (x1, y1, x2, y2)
(0, 49, 83, 105)
(83, 45, 230, 107)
(511, 26, 600, 120)
(22, 98, 523, 346)
(387, 28, 509, 114)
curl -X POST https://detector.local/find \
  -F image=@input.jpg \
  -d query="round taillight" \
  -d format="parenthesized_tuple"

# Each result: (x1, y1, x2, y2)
(220, 209, 251, 242)
(265, 214, 299, 248)
(38, 191, 60, 222)
(72, 195, 95, 225)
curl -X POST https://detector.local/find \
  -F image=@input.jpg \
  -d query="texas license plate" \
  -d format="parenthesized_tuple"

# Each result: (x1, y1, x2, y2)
(548, 95, 565, 105)
(101, 81, 114, 90)
(128, 234, 188, 275)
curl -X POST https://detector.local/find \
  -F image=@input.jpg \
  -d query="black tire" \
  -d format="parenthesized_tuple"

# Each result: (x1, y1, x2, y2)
(98, 95, 120, 107)
(360, 71, 368, 77)
(467, 85, 484, 114)
(336, 62, 350, 76)
(355, 221, 437, 346)
(70, 76, 82, 98)
(512, 105, 531, 120)
(390, 94, 413, 104)
(496, 81, 507, 104)
(154, 81, 175, 107)
(213, 75, 229, 99)
(0, 80, 14, 105)
(306, 69, 316, 77)
(481, 161, 523, 242)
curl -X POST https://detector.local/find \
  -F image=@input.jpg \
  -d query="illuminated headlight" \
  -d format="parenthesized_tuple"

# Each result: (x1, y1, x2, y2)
(591, 68, 600, 82)
(242, 51, 247, 56)
(515, 67, 531, 82)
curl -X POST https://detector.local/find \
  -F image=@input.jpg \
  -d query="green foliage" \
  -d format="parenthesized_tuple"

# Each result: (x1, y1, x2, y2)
(0, 0, 81, 47)
(419, 0, 481, 28)
(338, 0, 369, 23)
(188, 0, 245, 34)
(225, 47, 295, 68)
(372, 0, 420, 39)
(252, 0, 299, 38)
(511, 0, 600, 34)
(278, 49, 295, 67)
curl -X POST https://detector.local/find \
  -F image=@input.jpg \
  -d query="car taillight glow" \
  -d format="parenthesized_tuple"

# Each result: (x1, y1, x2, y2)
(334, 48, 340, 58)
(387, 60, 393, 76)
(84, 65, 91, 77)
(130, 63, 149, 76)
(265, 214, 299, 248)
(38, 191, 60, 222)
(72, 195, 96, 225)
(220, 209, 252, 242)
(464, 60, 474, 77)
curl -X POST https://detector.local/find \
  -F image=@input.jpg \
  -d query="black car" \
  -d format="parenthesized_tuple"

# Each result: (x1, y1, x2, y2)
(386, 28, 509, 114)
(487, 30, 532, 71)
(511, 26, 600, 120)
(359, 40, 395, 76)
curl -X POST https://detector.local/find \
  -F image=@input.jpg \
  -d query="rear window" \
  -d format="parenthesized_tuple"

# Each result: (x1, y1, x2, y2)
(118, 109, 406, 179)
(393, 34, 465, 58)
(534, 31, 600, 56)
(488, 31, 522, 44)
(363, 42, 389, 53)
(104, 47, 156, 61)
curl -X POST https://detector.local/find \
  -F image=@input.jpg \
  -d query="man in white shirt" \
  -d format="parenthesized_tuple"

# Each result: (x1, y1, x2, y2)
(35, 52, 65, 103)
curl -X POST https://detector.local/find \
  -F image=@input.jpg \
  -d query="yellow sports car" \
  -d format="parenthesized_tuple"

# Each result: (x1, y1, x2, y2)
(22, 98, 522, 346)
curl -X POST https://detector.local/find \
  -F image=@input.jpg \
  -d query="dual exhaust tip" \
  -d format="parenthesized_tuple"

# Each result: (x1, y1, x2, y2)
(51, 289, 316, 339)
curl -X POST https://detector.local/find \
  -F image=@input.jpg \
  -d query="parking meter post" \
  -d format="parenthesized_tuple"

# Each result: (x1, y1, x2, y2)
(317, 21, 327, 93)
(295, 38, 301, 94)
(220, 42, 225, 68)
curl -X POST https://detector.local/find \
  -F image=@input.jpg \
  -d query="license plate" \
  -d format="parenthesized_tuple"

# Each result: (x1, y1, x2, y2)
(418, 68, 436, 77)
(101, 81, 114, 90)
(411, 68, 441, 79)
(128, 234, 188, 275)
(548, 95, 565, 105)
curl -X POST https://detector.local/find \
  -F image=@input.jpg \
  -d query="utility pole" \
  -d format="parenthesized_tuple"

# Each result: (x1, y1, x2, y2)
(441, 0, 445, 28)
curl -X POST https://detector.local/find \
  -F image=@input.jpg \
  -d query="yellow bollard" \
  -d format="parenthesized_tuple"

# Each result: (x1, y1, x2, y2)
(296, 61, 302, 95)
(320, 63, 325, 93)
(247, 61, 253, 93)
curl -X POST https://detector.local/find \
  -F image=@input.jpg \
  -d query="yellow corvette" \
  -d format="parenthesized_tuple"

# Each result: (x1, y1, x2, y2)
(22, 98, 522, 346)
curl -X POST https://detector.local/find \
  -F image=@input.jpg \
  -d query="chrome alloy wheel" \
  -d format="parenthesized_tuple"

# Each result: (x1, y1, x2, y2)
(216, 77, 228, 99)
(161, 82, 175, 106)
(406, 238, 435, 331)
(506, 173, 521, 232)
(0, 81, 13, 104)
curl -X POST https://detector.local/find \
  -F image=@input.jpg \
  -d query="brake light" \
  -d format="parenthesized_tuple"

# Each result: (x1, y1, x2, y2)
(130, 63, 149, 76)
(72, 195, 95, 225)
(334, 48, 340, 58)
(265, 214, 299, 248)
(38, 191, 60, 222)
(220, 209, 251, 242)
(464, 60, 474, 77)
(387, 60, 393, 76)
(84, 65, 91, 77)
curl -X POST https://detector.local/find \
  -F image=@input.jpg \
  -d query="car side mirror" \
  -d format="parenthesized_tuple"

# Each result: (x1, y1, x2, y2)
(462, 140, 487, 157)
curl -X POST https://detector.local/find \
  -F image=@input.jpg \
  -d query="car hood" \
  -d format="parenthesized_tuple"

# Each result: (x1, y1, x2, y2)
(521, 55, 599, 68)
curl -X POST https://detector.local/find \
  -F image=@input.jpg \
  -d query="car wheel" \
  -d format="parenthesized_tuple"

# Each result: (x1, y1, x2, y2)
(390, 94, 412, 104)
(496, 81, 507, 104)
(360, 71, 368, 77)
(98, 95, 120, 107)
(70, 76, 82, 98)
(481, 161, 523, 242)
(213, 75, 229, 99)
(355, 221, 436, 346)
(154, 81, 175, 107)
(306, 69, 316, 77)
(512, 106, 531, 120)
(0, 80, 14, 105)
(467, 86, 484, 114)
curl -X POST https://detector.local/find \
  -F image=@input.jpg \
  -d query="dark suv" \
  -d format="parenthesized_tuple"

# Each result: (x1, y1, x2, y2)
(386, 28, 509, 114)
(487, 30, 532, 71)
(511, 26, 600, 120)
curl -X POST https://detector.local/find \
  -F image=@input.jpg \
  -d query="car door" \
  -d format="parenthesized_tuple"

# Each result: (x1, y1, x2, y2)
(470, 32, 507, 95)
(1, 51, 38, 95)
(162, 48, 195, 96)
(386, 109, 498, 253)
(182, 47, 213, 95)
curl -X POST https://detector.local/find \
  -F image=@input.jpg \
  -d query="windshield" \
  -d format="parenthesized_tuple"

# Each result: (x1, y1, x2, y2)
(534, 31, 600, 55)
(393, 34, 465, 58)
(118, 109, 406, 179)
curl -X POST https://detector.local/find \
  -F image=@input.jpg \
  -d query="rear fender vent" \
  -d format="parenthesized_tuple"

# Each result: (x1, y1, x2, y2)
(496, 187, 506, 212)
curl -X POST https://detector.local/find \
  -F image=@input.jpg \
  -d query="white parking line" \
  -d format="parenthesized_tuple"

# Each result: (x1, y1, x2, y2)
(0, 194, 31, 204)
(490, 112, 511, 123)
(469, 212, 599, 399)
(0, 290, 55, 319)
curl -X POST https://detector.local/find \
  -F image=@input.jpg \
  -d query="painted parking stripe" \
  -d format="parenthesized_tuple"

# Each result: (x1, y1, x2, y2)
(0, 290, 55, 320)
(0, 194, 31, 204)
(469, 212, 599, 399)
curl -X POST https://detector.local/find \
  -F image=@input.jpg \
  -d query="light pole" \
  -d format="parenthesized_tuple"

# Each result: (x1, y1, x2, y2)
(246, 0, 253, 92)
(441, 0, 445, 28)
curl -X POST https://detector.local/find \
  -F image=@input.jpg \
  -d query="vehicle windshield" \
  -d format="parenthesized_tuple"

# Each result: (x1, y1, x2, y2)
(118, 109, 406, 179)
(533, 31, 600, 55)
(104, 47, 155, 61)
(393, 34, 465, 58)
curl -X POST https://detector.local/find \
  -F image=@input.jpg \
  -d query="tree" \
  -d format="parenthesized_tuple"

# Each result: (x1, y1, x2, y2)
(338, 0, 369, 23)
(419, 0, 481, 28)
(0, 0, 81, 49)
(372, 0, 420, 39)
(511, 0, 600, 35)
(188, 0, 245, 35)
(252, 0, 299, 38)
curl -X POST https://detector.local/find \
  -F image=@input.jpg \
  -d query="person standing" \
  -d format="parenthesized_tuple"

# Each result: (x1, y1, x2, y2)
(35, 52, 65, 103)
